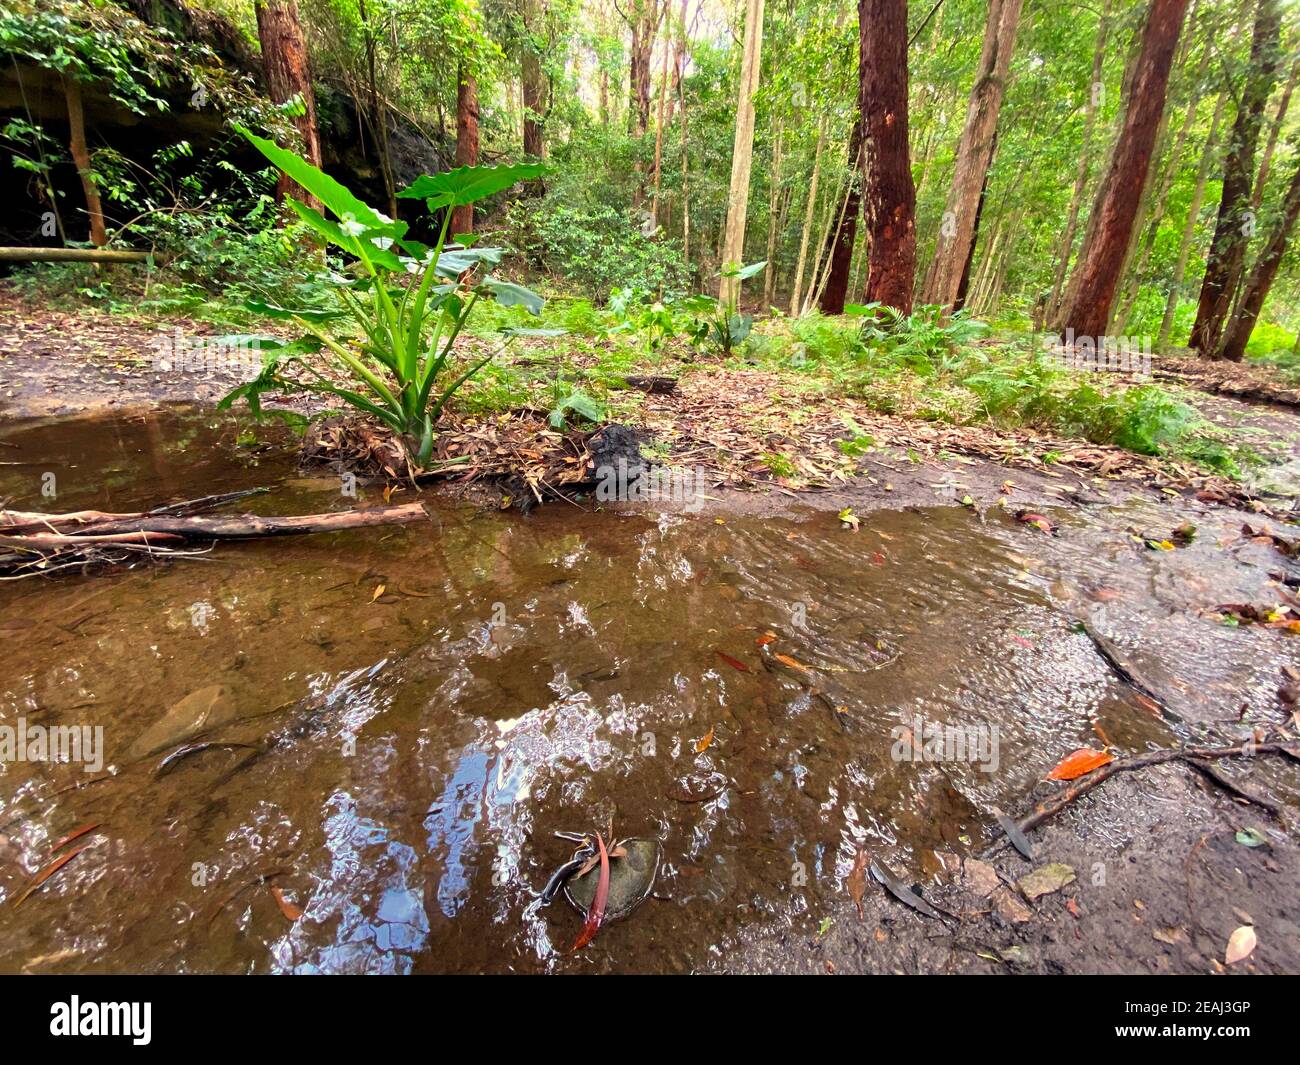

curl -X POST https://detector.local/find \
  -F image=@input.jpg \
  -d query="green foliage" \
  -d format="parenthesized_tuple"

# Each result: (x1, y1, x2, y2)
(508, 200, 692, 301)
(857, 304, 990, 375)
(218, 130, 548, 465)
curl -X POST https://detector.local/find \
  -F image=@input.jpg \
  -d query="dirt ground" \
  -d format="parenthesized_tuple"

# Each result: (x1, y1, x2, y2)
(2, 289, 1298, 975)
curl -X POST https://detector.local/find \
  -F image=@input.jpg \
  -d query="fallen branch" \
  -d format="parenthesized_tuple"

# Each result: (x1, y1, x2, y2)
(985, 739, 1299, 857)
(0, 500, 429, 576)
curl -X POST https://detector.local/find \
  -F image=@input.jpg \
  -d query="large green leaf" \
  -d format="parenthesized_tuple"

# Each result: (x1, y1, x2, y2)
(238, 125, 397, 233)
(398, 163, 545, 209)
(245, 299, 347, 323)
(478, 278, 544, 315)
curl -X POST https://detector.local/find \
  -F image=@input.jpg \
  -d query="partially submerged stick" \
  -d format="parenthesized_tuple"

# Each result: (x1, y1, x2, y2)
(1, 503, 429, 544)
(985, 739, 1299, 858)
(0, 500, 429, 576)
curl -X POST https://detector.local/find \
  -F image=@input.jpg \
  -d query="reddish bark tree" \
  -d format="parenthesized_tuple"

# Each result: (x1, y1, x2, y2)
(64, 79, 107, 246)
(624, 0, 662, 136)
(1055, 0, 1189, 341)
(1188, 0, 1282, 354)
(255, 0, 321, 211)
(522, 0, 546, 159)
(920, 0, 1023, 311)
(817, 119, 862, 315)
(858, 0, 916, 312)
(1216, 156, 1300, 361)
(451, 63, 480, 236)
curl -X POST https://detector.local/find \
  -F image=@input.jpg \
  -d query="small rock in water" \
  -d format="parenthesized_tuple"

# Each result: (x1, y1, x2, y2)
(565, 838, 660, 921)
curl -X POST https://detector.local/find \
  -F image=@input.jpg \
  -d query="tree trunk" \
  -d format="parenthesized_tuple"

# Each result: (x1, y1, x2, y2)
(254, 0, 322, 212)
(789, 122, 825, 316)
(357, 0, 397, 219)
(1188, 0, 1281, 354)
(1216, 156, 1300, 360)
(858, 0, 916, 312)
(763, 122, 784, 306)
(954, 130, 995, 311)
(1046, 0, 1112, 322)
(64, 79, 106, 247)
(817, 117, 863, 315)
(649, 26, 672, 230)
(1054, 0, 1189, 341)
(1158, 88, 1228, 351)
(627, 0, 660, 137)
(1112, 23, 1211, 333)
(451, 63, 480, 236)
(522, 0, 545, 159)
(919, 0, 1023, 311)
(1249, 56, 1299, 212)
(717, 0, 764, 307)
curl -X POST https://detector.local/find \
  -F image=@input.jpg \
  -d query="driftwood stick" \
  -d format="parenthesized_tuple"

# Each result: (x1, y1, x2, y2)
(0, 502, 428, 544)
(984, 740, 1299, 858)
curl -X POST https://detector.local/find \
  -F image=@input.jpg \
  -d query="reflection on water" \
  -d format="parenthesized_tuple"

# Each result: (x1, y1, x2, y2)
(0, 408, 1296, 973)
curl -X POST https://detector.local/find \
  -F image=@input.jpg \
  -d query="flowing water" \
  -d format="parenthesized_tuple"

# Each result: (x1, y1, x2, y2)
(0, 407, 1296, 973)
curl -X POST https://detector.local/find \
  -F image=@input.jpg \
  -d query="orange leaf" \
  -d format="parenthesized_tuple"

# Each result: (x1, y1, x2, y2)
(774, 652, 812, 674)
(14, 845, 88, 907)
(270, 885, 304, 921)
(1046, 747, 1114, 781)
(50, 821, 101, 853)
(695, 727, 715, 754)
(755, 632, 777, 647)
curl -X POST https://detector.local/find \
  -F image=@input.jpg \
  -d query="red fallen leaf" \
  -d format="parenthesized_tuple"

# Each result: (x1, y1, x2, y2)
(871, 551, 887, 566)
(270, 885, 304, 921)
(1010, 635, 1034, 649)
(1046, 747, 1115, 781)
(715, 649, 750, 672)
(571, 832, 610, 952)
(1066, 898, 1080, 918)
(1016, 510, 1054, 534)
(50, 821, 101, 853)
(755, 632, 777, 647)
(847, 847, 868, 920)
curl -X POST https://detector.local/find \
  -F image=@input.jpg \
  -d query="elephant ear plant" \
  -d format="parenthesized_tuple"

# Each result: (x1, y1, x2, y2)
(219, 127, 547, 467)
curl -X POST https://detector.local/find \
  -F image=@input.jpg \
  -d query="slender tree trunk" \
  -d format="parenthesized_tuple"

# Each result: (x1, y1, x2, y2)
(920, 0, 1023, 311)
(63, 79, 106, 247)
(1054, 0, 1190, 341)
(858, 0, 916, 312)
(1217, 156, 1300, 360)
(451, 63, 480, 236)
(1158, 88, 1228, 351)
(818, 117, 863, 314)
(357, 0, 396, 219)
(1047, 0, 1112, 321)
(254, 0, 322, 212)
(1189, 0, 1281, 353)
(1249, 56, 1299, 212)
(790, 122, 825, 316)
(681, 45, 691, 266)
(954, 130, 996, 311)
(649, 27, 671, 229)
(718, 0, 764, 307)
(763, 122, 784, 306)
